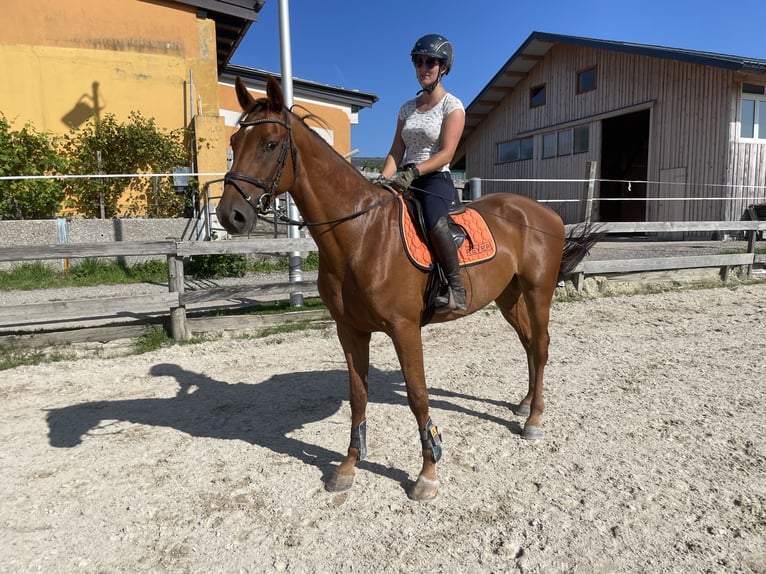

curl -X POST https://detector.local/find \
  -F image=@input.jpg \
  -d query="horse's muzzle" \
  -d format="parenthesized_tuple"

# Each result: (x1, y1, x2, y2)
(216, 199, 255, 235)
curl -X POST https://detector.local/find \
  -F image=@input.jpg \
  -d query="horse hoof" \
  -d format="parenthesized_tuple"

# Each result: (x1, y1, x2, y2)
(408, 476, 439, 502)
(515, 403, 531, 417)
(522, 425, 544, 440)
(325, 471, 355, 492)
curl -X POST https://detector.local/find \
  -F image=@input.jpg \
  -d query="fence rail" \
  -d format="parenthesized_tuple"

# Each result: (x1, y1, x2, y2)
(1, 220, 765, 343)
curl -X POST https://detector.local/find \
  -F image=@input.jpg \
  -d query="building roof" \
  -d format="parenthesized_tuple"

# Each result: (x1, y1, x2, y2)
(464, 31, 766, 140)
(221, 64, 379, 111)
(171, 0, 266, 69)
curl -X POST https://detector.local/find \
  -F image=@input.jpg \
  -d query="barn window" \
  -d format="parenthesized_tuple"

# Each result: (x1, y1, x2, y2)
(573, 125, 589, 153)
(498, 137, 534, 163)
(558, 130, 573, 155)
(577, 67, 597, 94)
(740, 83, 766, 140)
(530, 84, 546, 108)
(543, 133, 557, 158)
(520, 137, 534, 159)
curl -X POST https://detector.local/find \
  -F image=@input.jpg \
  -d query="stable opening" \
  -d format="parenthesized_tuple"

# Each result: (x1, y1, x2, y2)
(598, 109, 650, 224)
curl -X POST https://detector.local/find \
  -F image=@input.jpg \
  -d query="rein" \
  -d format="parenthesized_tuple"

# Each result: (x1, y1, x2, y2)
(267, 186, 402, 229)
(225, 109, 404, 229)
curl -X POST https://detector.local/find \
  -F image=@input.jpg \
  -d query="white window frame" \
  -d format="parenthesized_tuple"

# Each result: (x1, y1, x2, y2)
(739, 83, 766, 142)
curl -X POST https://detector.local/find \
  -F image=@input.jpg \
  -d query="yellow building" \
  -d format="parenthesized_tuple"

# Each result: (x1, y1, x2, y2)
(0, 0, 377, 218)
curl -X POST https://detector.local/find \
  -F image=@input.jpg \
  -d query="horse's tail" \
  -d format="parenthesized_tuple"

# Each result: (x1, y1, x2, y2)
(558, 222, 606, 282)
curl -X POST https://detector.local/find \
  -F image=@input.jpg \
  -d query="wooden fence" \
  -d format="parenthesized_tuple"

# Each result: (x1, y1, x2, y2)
(1, 221, 764, 345)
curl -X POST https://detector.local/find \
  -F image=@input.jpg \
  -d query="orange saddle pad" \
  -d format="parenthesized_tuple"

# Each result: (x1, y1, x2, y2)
(397, 196, 496, 271)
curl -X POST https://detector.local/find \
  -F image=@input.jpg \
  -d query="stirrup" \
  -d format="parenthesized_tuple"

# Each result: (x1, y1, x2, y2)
(435, 286, 466, 313)
(434, 285, 450, 308)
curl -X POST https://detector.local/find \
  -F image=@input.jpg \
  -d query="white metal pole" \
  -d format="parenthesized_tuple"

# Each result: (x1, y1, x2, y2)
(278, 0, 303, 307)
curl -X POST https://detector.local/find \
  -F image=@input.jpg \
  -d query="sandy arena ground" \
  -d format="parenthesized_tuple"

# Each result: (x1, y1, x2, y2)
(1, 284, 765, 573)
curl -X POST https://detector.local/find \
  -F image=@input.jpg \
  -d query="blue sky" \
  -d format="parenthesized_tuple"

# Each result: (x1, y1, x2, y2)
(230, 0, 766, 157)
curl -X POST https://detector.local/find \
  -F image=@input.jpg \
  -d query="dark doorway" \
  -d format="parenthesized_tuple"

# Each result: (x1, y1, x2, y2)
(599, 109, 650, 222)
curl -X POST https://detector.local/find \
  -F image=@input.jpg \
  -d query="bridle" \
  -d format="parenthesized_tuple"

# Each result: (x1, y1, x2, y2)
(223, 113, 297, 215)
(223, 108, 403, 229)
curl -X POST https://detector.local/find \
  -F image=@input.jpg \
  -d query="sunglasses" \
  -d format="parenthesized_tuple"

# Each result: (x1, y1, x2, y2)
(412, 56, 441, 69)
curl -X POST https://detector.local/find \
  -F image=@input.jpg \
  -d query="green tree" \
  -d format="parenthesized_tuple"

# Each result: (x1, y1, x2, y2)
(0, 113, 68, 219)
(63, 112, 193, 218)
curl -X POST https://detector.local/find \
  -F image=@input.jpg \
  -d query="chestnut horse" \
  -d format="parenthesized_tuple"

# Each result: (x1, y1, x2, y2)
(217, 77, 601, 501)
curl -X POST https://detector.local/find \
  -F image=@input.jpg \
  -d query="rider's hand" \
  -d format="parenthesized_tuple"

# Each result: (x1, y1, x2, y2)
(391, 165, 420, 192)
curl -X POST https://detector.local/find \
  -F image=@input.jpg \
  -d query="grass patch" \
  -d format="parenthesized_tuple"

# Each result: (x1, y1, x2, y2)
(0, 261, 65, 290)
(133, 326, 171, 354)
(0, 253, 320, 290)
(0, 259, 168, 290)
(0, 344, 76, 371)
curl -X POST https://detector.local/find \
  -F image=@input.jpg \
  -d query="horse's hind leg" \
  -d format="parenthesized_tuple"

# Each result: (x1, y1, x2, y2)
(496, 282, 549, 440)
(325, 323, 371, 492)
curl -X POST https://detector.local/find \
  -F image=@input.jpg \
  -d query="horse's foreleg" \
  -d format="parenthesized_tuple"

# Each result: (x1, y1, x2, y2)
(325, 324, 371, 493)
(391, 324, 441, 502)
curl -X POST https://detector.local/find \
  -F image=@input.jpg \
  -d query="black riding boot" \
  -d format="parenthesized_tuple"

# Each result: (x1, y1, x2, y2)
(428, 217, 467, 312)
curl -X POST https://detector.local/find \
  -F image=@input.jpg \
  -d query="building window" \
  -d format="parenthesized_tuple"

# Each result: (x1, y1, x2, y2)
(558, 129, 573, 155)
(577, 67, 597, 94)
(541, 126, 589, 159)
(740, 83, 766, 140)
(498, 137, 534, 163)
(530, 84, 546, 108)
(542, 133, 557, 158)
(573, 125, 589, 153)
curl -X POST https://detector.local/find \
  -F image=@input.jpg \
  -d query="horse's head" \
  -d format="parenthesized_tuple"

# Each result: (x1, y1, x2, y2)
(217, 76, 296, 235)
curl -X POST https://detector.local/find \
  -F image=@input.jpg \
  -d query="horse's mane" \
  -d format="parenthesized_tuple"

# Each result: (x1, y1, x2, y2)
(290, 105, 372, 185)
(236, 98, 371, 186)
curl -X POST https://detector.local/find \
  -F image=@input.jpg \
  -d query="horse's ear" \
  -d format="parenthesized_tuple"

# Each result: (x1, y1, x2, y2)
(235, 77, 254, 110)
(266, 76, 285, 112)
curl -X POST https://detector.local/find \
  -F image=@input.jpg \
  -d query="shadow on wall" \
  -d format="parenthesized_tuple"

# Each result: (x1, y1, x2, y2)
(61, 81, 104, 129)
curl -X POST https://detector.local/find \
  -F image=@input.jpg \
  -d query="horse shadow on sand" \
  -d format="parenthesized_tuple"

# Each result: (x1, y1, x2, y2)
(46, 362, 523, 490)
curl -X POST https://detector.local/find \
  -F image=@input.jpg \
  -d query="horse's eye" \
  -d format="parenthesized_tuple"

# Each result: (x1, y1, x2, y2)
(265, 141, 278, 152)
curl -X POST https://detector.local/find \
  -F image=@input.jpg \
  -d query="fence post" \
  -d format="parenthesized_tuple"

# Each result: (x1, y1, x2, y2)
(167, 252, 189, 341)
(581, 161, 597, 224)
(571, 161, 598, 290)
(745, 228, 756, 279)
(466, 178, 482, 201)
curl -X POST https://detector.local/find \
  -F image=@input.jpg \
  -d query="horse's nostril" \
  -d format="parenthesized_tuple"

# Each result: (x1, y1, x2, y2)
(233, 209, 246, 224)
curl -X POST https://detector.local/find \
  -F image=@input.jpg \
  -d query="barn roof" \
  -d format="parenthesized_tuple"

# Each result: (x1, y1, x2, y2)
(464, 31, 766, 140)
(221, 65, 379, 111)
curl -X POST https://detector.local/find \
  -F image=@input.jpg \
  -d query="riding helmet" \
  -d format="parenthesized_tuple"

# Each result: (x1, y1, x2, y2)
(410, 34, 454, 75)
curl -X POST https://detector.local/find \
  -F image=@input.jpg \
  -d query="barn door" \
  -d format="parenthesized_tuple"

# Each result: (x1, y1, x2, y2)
(658, 167, 687, 239)
(599, 110, 650, 225)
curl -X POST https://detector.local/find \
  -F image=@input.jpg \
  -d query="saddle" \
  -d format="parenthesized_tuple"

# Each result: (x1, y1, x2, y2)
(395, 193, 497, 326)
(396, 194, 497, 271)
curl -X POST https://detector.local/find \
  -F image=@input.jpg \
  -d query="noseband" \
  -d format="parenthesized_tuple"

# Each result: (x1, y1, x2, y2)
(224, 113, 297, 214)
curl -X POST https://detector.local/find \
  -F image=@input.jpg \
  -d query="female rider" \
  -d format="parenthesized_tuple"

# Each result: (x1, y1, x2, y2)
(381, 34, 466, 312)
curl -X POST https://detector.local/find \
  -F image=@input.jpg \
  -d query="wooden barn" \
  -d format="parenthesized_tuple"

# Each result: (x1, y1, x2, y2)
(456, 32, 766, 232)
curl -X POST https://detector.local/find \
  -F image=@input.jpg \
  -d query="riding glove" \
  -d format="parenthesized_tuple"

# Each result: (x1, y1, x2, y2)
(391, 165, 420, 191)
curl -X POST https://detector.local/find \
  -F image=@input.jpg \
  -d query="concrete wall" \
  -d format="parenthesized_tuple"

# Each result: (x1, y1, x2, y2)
(0, 218, 202, 270)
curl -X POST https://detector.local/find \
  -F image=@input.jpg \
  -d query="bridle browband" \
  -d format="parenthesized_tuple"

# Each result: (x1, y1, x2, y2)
(223, 113, 297, 215)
